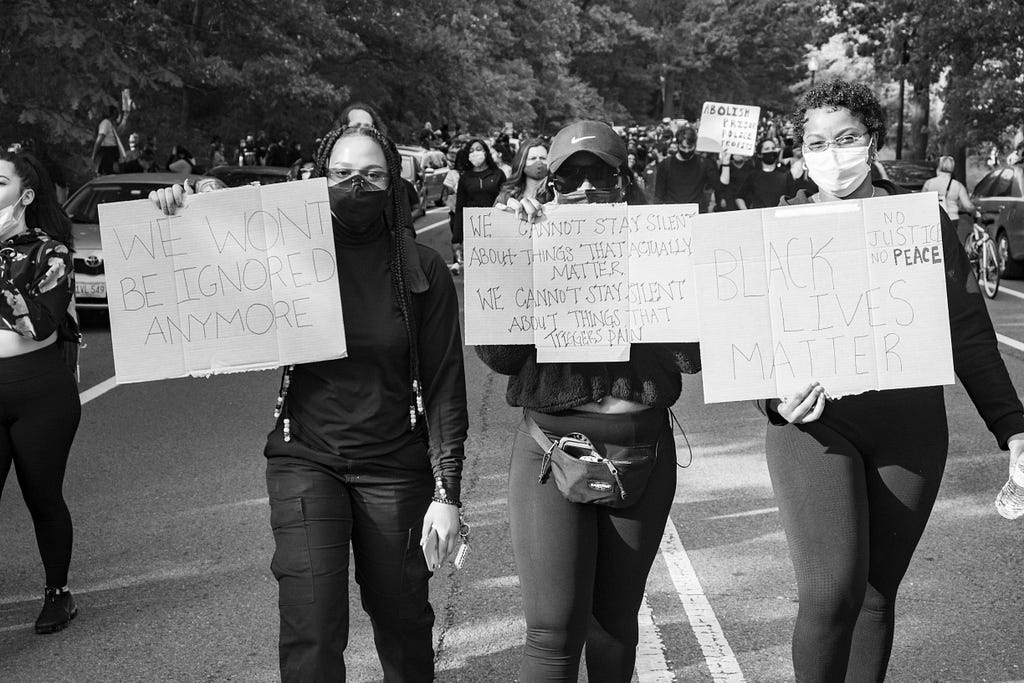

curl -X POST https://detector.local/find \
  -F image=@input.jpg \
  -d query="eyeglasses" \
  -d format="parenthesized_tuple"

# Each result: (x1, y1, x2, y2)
(552, 164, 621, 193)
(326, 167, 390, 190)
(802, 132, 870, 153)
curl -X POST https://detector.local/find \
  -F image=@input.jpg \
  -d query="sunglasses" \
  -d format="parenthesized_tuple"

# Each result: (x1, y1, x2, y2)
(551, 164, 621, 193)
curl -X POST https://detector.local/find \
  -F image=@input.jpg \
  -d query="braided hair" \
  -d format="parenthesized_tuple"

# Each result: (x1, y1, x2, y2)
(312, 126, 424, 427)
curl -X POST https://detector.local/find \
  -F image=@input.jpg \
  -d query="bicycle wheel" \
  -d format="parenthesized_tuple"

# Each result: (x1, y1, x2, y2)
(981, 239, 1000, 298)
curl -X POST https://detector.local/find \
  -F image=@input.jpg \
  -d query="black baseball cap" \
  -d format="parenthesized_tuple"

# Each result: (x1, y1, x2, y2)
(547, 121, 627, 173)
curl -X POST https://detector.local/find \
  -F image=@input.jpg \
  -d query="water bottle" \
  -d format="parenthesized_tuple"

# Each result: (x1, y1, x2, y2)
(995, 458, 1024, 520)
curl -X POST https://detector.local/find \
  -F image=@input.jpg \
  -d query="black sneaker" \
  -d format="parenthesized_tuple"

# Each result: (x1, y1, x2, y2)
(35, 588, 77, 634)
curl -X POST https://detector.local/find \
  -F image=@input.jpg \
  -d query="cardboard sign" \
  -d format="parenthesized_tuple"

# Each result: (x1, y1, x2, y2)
(696, 102, 761, 156)
(464, 203, 700, 361)
(99, 178, 347, 383)
(692, 192, 953, 403)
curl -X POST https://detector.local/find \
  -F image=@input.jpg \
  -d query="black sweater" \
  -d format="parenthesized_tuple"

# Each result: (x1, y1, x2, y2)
(283, 219, 468, 499)
(758, 180, 1024, 449)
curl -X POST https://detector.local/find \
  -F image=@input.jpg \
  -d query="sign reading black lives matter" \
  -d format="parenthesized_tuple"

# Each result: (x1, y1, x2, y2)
(464, 203, 699, 363)
(98, 179, 346, 383)
(692, 192, 953, 403)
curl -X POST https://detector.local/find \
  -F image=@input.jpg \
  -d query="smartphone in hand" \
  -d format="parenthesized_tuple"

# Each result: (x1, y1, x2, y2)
(421, 528, 439, 570)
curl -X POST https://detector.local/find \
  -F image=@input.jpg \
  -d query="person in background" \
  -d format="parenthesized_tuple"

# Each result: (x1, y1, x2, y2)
(90, 105, 129, 175)
(715, 151, 755, 211)
(653, 127, 723, 212)
(0, 151, 82, 635)
(921, 155, 976, 244)
(735, 138, 795, 209)
(149, 125, 468, 681)
(120, 148, 158, 174)
(451, 139, 505, 275)
(760, 78, 1024, 682)
(787, 144, 818, 196)
(166, 145, 196, 174)
(494, 137, 549, 208)
(478, 121, 700, 682)
(208, 137, 227, 169)
(123, 133, 143, 166)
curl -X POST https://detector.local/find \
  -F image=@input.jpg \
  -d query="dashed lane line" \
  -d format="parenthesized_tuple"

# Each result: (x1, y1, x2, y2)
(636, 594, 675, 682)
(997, 284, 1024, 301)
(660, 517, 746, 682)
(79, 376, 117, 405)
(997, 333, 1024, 354)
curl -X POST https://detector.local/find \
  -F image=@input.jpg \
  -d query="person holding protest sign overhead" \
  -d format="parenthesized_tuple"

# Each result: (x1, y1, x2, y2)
(760, 78, 1024, 682)
(150, 125, 468, 682)
(0, 150, 82, 635)
(476, 120, 700, 683)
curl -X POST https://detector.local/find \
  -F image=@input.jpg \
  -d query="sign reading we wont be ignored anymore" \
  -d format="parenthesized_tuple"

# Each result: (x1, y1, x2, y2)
(99, 179, 347, 383)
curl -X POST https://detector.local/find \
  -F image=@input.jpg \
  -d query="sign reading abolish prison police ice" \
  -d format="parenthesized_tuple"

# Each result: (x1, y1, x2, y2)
(695, 101, 761, 156)
(691, 192, 953, 403)
(463, 203, 699, 363)
(98, 178, 346, 383)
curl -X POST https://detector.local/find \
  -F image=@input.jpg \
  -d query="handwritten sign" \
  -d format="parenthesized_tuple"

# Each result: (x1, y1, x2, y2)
(99, 178, 346, 383)
(696, 102, 761, 156)
(464, 203, 700, 361)
(692, 192, 952, 403)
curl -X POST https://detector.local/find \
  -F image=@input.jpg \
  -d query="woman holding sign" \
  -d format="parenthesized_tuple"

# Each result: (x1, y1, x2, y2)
(761, 79, 1024, 681)
(150, 126, 468, 682)
(477, 120, 700, 682)
(0, 150, 81, 634)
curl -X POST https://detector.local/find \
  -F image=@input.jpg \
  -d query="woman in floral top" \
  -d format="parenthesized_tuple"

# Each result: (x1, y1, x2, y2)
(0, 150, 81, 634)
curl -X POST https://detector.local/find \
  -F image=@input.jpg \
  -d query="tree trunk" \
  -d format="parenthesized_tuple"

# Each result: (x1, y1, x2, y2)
(180, 0, 204, 128)
(909, 77, 930, 159)
(944, 60, 974, 183)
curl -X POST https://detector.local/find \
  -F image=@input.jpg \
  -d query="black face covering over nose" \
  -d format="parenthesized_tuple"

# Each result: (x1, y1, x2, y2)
(761, 152, 779, 165)
(328, 184, 389, 234)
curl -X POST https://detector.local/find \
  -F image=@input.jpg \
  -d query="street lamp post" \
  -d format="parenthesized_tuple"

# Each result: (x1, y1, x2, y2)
(808, 57, 818, 87)
(896, 38, 909, 160)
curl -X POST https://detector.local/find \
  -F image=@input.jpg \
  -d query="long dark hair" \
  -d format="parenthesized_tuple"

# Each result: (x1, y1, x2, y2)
(455, 138, 498, 173)
(337, 102, 389, 136)
(500, 138, 551, 202)
(0, 151, 73, 248)
(311, 126, 421, 418)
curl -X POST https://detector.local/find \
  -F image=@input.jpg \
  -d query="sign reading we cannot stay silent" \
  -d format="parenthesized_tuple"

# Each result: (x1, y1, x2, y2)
(98, 179, 346, 383)
(691, 192, 953, 403)
(463, 203, 699, 363)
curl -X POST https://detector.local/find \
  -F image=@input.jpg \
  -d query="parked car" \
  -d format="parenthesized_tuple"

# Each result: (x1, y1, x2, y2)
(397, 145, 448, 212)
(204, 165, 293, 187)
(972, 165, 1024, 278)
(63, 172, 213, 309)
(870, 159, 936, 192)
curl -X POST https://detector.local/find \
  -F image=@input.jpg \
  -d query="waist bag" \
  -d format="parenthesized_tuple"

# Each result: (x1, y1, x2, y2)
(524, 414, 658, 508)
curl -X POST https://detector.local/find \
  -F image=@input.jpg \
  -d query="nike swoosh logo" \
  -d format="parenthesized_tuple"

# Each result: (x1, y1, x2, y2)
(570, 136, 596, 144)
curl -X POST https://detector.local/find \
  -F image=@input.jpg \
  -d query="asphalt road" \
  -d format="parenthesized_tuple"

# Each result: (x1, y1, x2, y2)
(2, 205, 1023, 682)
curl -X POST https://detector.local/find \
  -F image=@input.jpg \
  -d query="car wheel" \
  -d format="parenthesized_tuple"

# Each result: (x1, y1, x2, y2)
(997, 232, 1024, 279)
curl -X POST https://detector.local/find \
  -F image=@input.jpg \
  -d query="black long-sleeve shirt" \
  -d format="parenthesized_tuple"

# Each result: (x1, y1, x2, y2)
(284, 219, 468, 499)
(653, 155, 718, 208)
(738, 165, 796, 209)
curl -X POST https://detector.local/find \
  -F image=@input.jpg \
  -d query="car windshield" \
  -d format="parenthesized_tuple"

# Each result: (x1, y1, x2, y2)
(65, 184, 160, 223)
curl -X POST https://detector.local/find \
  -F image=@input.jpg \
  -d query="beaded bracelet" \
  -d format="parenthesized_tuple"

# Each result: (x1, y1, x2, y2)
(433, 477, 461, 508)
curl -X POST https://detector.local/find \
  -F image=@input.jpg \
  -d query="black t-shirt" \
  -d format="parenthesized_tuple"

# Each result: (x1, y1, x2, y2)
(716, 159, 755, 211)
(739, 166, 796, 209)
(653, 155, 718, 208)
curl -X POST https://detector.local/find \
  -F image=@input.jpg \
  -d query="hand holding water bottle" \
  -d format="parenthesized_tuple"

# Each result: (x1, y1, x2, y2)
(995, 434, 1024, 519)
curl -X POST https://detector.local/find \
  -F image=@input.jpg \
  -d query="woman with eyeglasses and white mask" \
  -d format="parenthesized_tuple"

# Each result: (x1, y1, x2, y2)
(759, 79, 1024, 682)
(150, 125, 468, 682)
(478, 121, 700, 682)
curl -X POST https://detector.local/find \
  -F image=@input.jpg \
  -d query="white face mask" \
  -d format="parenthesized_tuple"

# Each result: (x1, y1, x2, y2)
(803, 144, 871, 197)
(468, 151, 487, 167)
(0, 193, 28, 240)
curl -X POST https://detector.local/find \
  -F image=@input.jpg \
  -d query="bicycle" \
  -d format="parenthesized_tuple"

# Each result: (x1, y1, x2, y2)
(964, 214, 1000, 299)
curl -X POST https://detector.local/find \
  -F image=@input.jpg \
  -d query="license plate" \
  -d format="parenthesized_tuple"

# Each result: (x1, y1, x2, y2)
(75, 282, 106, 298)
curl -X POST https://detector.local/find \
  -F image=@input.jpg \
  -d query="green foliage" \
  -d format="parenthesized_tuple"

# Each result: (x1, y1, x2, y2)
(1, 0, 830, 186)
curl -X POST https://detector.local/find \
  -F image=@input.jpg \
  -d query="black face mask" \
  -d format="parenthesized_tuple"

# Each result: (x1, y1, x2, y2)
(761, 152, 779, 165)
(328, 184, 389, 234)
(677, 149, 695, 160)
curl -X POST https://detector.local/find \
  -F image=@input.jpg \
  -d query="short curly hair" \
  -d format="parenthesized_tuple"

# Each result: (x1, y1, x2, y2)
(791, 79, 887, 150)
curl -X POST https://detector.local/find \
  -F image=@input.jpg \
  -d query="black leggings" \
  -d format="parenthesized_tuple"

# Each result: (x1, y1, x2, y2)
(509, 408, 676, 683)
(0, 345, 81, 588)
(765, 387, 948, 682)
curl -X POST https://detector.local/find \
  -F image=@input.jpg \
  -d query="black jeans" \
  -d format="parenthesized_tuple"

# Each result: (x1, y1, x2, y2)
(0, 344, 81, 588)
(265, 429, 435, 683)
(509, 408, 676, 683)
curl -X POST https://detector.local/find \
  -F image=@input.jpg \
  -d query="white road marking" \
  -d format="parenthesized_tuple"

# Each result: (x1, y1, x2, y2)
(79, 376, 117, 405)
(997, 284, 1024, 301)
(635, 593, 675, 682)
(416, 216, 450, 235)
(660, 517, 746, 682)
(997, 333, 1024, 354)
(705, 507, 778, 521)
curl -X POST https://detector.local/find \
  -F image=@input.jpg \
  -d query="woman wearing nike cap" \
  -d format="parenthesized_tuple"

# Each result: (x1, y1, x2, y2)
(477, 120, 700, 682)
